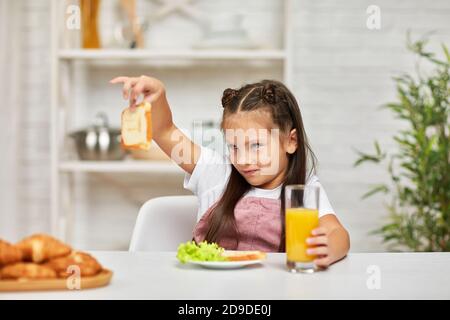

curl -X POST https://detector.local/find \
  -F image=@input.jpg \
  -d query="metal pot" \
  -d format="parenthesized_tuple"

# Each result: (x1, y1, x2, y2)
(68, 112, 126, 161)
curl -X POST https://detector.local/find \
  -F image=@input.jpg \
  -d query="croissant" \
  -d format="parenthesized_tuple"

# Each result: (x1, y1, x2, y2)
(45, 251, 102, 278)
(16, 234, 71, 263)
(0, 263, 57, 280)
(0, 239, 23, 266)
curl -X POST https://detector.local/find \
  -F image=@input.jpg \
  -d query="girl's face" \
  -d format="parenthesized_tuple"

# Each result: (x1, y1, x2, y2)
(223, 109, 298, 189)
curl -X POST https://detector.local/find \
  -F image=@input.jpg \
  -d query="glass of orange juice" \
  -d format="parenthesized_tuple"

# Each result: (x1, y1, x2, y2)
(285, 184, 320, 273)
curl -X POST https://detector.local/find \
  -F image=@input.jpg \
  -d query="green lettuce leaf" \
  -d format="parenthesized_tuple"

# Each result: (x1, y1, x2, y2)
(176, 241, 227, 263)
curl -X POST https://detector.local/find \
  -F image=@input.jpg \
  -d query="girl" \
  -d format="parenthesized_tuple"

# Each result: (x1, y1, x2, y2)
(110, 76, 350, 268)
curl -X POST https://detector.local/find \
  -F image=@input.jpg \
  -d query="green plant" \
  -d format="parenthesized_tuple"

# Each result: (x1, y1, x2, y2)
(354, 36, 450, 252)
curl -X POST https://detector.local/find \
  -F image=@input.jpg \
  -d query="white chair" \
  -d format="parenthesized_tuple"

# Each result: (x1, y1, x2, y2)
(129, 195, 199, 252)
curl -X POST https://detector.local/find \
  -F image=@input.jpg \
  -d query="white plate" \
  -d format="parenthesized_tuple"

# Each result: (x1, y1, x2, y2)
(187, 259, 264, 269)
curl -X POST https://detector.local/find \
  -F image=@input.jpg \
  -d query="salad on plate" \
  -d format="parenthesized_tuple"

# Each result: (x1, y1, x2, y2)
(176, 241, 266, 269)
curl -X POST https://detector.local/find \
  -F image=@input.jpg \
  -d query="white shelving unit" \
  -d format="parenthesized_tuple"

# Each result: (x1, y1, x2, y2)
(59, 160, 182, 173)
(58, 49, 287, 60)
(50, 0, 293, 242)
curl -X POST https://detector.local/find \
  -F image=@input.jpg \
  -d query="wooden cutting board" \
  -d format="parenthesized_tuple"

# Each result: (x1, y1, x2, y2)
(0, 269, 113, 292)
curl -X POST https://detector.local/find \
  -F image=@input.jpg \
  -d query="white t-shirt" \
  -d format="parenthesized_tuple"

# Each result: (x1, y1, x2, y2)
(184, 145, 336, 222)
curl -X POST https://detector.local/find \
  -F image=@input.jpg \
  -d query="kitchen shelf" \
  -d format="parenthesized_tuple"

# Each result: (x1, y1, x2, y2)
(50, 0, 293, 241)
(59, 160, 182, 173)
(58, 49, 287, 61)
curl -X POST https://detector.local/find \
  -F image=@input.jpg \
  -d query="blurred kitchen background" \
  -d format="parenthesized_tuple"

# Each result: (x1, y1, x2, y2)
(0, 0, 449, 251)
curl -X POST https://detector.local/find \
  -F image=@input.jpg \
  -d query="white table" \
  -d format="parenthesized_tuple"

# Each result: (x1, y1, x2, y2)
(1, 252, 449, 299)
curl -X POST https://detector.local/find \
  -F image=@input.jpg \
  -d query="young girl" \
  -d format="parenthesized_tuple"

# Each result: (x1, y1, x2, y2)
(111, 76, 350, 268)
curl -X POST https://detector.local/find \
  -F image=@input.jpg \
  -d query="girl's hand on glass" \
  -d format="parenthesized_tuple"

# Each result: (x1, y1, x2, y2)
(306, 227, 332, 268)
(110, 75, 165, 110)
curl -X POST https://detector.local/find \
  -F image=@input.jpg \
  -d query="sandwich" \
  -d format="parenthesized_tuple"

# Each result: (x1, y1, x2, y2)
(221, 250, 267, 261)
(121, 102, 152, 150)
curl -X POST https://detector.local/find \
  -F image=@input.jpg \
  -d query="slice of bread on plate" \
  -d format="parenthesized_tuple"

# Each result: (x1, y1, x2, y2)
(121, 102, 152, 150)
(222, 250, 267, 262)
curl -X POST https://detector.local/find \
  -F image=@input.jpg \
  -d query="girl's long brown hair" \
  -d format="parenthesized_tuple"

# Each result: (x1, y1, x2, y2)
(202, 80, 317, 252)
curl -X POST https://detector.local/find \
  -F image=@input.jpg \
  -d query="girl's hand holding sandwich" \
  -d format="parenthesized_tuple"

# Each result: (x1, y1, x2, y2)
(110, 75, 200, 174)
(110, 75, 165, 110)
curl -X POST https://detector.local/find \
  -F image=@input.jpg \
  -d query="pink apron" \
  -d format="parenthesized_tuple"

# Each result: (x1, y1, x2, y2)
(193, 196, 282, 252)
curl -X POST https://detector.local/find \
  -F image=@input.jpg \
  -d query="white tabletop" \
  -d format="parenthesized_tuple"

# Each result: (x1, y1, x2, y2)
(1, 252, 449, 300)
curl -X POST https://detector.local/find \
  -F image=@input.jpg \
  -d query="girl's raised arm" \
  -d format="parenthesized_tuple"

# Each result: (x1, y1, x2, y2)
(110, 75, 200, 174)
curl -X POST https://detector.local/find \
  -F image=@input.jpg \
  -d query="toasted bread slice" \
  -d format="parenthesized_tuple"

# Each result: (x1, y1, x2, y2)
(222, 250, 267, 262)
(121, 102, 152, 150)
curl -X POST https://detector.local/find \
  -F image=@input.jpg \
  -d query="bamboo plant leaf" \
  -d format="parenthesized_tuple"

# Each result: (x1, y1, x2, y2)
(361, 184, 389, 199)
(354, 34, 450, 252)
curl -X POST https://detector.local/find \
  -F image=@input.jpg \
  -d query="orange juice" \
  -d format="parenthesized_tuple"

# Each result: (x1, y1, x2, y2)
(286, 208, 319, 262)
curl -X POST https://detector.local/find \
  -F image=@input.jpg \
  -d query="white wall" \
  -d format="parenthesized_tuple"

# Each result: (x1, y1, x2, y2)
(2, 0, 450, 251)
(293, 0, 450, 251)
(0, 0, 22, 240)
